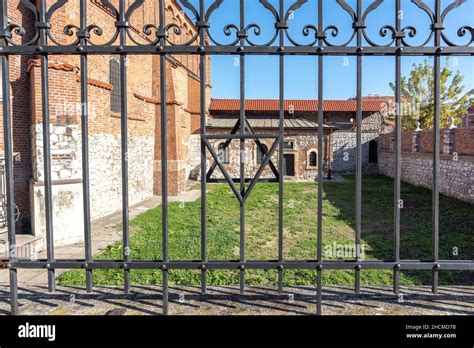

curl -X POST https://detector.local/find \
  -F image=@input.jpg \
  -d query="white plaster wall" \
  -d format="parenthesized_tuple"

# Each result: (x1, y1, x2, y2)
(31, 182, 84, 247)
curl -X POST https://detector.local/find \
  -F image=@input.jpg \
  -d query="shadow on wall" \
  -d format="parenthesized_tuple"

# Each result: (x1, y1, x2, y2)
(332, 140, 373, 173)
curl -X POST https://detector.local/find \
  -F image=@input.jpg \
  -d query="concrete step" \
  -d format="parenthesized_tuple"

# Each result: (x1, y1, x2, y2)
(362, 163, 379, 174)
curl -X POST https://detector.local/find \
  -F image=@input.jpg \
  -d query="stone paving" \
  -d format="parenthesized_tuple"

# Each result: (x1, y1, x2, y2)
(0, 285, 472, 315)
(0, 190, 201, 286)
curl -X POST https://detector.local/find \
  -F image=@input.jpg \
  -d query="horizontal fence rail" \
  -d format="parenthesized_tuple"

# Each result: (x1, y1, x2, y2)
(0, 0, 473, 315)
(9, 260, 474, 270)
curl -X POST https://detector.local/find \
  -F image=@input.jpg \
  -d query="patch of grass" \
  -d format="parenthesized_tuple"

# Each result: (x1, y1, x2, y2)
(59, 175, 473, 287)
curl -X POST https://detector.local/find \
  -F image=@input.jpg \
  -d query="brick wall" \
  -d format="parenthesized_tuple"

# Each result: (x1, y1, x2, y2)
(419, 130, 446, 153)
(453, 128, 474, 156)
(401, 132, 412, 152)
(0, 2, 36, 232)
(379, 132, 392, 152)
(380, 128, 472, 156)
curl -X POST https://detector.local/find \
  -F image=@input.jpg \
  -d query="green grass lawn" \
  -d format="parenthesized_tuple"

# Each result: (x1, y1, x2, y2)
(59, 175, 473, 287)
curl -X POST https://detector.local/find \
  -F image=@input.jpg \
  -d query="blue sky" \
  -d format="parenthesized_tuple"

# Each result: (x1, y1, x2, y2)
(182, 0, 473, 99)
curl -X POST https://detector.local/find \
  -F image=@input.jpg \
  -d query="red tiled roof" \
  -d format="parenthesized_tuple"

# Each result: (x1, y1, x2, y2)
(210, 99, 387, 113)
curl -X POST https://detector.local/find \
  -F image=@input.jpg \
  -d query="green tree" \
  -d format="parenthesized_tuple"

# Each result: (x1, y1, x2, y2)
(389, 59, 473, 130)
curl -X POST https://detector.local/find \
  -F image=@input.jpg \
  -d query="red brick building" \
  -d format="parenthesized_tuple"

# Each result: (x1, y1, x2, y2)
(0, 1, 210, 245)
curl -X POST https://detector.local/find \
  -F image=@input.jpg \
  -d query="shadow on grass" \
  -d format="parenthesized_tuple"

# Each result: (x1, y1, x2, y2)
(323, 175, 474, 286)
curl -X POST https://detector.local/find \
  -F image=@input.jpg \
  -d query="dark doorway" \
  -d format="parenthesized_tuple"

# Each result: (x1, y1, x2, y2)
(369, 140, 378, 163)
(283, 154, 295, 176)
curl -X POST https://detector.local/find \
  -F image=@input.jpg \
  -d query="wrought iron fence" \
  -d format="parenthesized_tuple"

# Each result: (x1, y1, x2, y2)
(0, 157, 7, 229)
(0, 0, 473, 315)
(0, 155, 19, 230)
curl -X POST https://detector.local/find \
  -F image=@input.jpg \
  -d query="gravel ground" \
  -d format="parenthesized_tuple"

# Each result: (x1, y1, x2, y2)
(0, 285, 473, 315)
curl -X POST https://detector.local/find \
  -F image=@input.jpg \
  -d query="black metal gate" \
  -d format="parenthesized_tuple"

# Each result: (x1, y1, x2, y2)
(1, 0, 473, 315)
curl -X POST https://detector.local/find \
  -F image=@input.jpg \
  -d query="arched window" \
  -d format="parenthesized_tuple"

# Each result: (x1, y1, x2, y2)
(308, 150, 317, 167)
(109, 59, 121, 113)
(218, 143, 229, 164)
(257, 144, 268, 164)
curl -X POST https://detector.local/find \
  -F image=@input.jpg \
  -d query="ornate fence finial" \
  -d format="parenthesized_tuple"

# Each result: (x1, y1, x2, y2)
(415, 120, 422, 132)
(449, 117, 457, 129)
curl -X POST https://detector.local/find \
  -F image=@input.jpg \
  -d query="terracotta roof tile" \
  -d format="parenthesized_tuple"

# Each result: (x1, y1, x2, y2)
(210, 99, 388, 113)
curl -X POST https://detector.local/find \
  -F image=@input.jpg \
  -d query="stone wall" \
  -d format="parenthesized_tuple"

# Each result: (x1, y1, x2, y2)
(31, 125, 155, 243)
(379, 151, 474, 204)
(33, 123, 82, 182)
(331, 112, 382, 172)
(379, 128, 474, 204)
(332, 132, 379, 172)
(188, 134, 202, 180)
(89, 133, 154, 219)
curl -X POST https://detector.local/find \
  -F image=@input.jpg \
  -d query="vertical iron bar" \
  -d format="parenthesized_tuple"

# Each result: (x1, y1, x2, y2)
(39, 0, 55, 293)
(80, 0, 93, 293)
(354, 0, 362, 295)
(277, 0, 284, 295)
(432, 0, 441, 294)
(316, 0, 324, 315)
(199, 0, 207, 295)
(1, 1, 18, 315)
(119, 0, 130, 294)
(159, 0, 169, 314)
(239, 0, 245, 294)
(393, 0, 402, 296)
